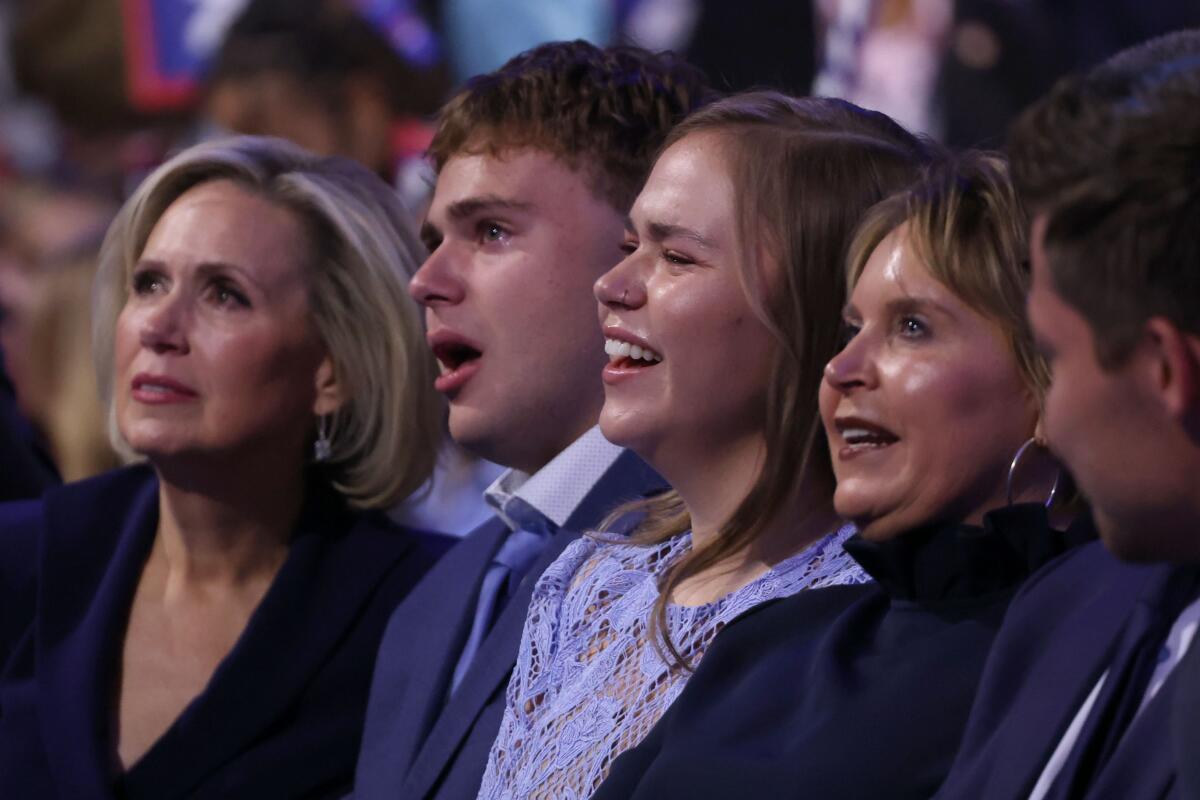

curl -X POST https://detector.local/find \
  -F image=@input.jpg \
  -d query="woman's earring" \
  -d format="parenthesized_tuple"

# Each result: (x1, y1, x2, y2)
(1006, 437, 1061, 508)
(313, 415, 333, 462)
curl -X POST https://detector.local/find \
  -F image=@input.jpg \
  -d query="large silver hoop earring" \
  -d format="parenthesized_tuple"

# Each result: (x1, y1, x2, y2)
(1006, 437, 1061, 508)
(313, 414, 333, 463)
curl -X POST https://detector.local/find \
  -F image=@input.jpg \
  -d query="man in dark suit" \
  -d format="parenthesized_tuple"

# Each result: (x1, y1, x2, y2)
(352, 42, 710, 800)
(935, 31, 1200, 800)
(0, 347, 58, 501)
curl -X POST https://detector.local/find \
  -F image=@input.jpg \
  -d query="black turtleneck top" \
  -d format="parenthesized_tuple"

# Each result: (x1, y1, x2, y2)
(590, 504, 1092, 800)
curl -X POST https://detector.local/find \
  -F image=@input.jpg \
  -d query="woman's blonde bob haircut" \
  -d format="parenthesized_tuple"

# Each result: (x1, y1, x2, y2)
(93, 135, 441, 509)
(845, 152, 1050, 404)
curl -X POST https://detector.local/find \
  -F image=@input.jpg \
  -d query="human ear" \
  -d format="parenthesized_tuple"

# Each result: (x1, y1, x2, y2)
(1142, 317, 1200, 428)
(312, 354, 346, 417)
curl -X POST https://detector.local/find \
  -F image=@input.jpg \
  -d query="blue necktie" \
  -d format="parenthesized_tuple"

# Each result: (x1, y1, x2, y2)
(448, 499, 556, 695)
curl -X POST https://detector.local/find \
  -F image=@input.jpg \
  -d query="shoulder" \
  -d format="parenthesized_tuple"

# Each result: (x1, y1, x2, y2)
(315, 510, 453, 605)
(554, 534, 681, 588)
(0, 498, 46, 663)
(0, 464, 157, 594)
(1005, 539, 1161, 621)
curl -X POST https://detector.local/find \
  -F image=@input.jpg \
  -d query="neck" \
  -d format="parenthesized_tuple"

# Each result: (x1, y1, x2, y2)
(655, 432, 840, 605)
(151, 455, 306, 588)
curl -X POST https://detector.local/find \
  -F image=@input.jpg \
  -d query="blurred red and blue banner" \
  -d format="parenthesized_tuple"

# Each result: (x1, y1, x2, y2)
(120, 0, 249, 111)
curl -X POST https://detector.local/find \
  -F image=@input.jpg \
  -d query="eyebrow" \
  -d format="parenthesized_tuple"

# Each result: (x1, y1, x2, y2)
(445, 194, 535, 222)
(422, 195, 536, 250)
(645, 221, 718, 251)
(841, 294, 958, 320)
(886, 294, 963, 325)
(133, 258, 265, 292)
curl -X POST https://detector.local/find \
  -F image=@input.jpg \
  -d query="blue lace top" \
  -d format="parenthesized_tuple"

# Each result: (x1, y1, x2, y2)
(477, 525, 867, 800)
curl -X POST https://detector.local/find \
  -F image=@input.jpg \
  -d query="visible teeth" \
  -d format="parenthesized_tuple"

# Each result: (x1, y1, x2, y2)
(141, 384, 170, 393)
(604, 337, 662, 364)
(841, 426, 894, 446)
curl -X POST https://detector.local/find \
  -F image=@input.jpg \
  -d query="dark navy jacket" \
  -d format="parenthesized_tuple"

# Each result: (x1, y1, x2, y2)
(591, 505, 1089, 800)
(935, 539, 1193, 800)
(353, 449, 664, 800)
(0, 465, 449, 799)
(0, 351, 58, 501)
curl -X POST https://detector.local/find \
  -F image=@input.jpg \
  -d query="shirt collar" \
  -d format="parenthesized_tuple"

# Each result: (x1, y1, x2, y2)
(484, 426, 625, 531)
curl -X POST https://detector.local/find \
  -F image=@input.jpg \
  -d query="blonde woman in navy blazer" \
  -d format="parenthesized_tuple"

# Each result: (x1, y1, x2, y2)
(0, 136, 448, 799)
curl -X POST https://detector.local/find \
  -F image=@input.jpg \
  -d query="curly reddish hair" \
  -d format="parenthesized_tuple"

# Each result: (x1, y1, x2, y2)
(429, 40, 713, 211)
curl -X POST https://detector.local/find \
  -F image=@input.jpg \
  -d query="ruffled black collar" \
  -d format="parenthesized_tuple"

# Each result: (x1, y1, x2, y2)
(843, 503, 1092, 604)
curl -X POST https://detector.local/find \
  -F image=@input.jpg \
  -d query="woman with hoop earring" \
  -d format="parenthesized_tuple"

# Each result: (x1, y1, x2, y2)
(591, 152, 1093, 800)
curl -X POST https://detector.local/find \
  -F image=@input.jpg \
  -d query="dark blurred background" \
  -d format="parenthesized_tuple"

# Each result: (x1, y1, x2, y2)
(1, 0, 1197, 482)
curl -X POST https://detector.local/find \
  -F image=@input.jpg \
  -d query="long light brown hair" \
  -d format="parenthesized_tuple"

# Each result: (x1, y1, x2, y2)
(611, 92, 930, 668)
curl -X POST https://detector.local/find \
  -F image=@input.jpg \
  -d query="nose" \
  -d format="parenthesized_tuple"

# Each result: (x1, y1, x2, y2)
(594, 252, 647, 309)
(409, 244, 464, 307)
(823, 328, 875, 394)
(137, 289, 190, 355)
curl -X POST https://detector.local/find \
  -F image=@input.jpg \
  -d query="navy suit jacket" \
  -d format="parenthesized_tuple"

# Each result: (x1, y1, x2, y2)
(0, 351, 58, 502)
(935, 540, 1189, 800)
(353, 449, 664, 800)
(0, 465, 451, 799)
(1174, 634, 1200, 800)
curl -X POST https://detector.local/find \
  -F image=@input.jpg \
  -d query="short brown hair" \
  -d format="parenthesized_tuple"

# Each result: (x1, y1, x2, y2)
(620, 92, 930, 668)
(428, 40, 713, 212)
(1037, 60, 1200, 367)
(1009, 29, 1200, 214)
(847, 151, 1049, 402)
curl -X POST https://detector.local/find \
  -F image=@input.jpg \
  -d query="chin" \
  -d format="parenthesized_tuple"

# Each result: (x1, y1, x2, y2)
(597, 409, 658, 456)
(1095, 506, 1200, 564)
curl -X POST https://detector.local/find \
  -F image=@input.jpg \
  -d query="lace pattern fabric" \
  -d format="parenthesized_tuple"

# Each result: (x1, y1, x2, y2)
(477, 524, 866, 800)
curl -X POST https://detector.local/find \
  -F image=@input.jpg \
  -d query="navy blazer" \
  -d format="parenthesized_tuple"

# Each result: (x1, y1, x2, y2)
(0, 465, 450, 799)
(0, 351, 58, 501)
(1174, 637, 1200, 800)
(935, 539, 1189, 800)
(353, 449, 664, 800)
(592, 504, 1088, 800)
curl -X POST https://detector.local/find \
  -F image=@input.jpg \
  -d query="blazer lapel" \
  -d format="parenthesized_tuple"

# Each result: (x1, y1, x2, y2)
(402, 451, 665, 798)
(356, 517, 509, 795)
(37, 469, 160, 800)
(1085, 671, 1181, 800)
(979, 565, 1166, 799)
(119, 497, 414, 799)
(402, 524, 579, 799)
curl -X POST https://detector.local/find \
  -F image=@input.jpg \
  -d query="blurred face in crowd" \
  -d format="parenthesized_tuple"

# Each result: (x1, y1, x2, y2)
(821, 225, 1038, 541)
(207, 73, 393, 177)
(410, 148, 626, 473)
(114, 179, 338, 466)
(1027, 216, 1200, 561)
(594, 132, 776, 470)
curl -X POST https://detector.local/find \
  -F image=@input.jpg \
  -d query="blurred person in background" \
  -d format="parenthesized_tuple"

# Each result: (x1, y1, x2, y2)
(0, 179, 119, 481)
(0, 135, 449, 799)
(24, 254, 123, 480)
(204, 0, 449, 189)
